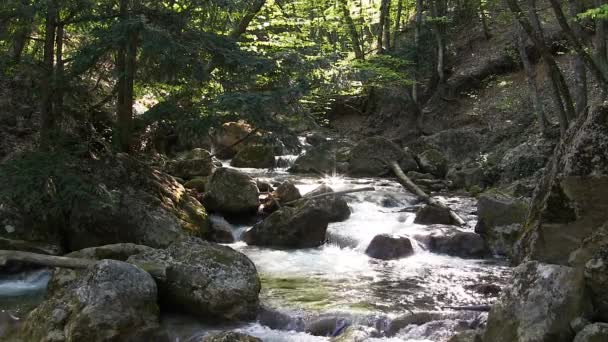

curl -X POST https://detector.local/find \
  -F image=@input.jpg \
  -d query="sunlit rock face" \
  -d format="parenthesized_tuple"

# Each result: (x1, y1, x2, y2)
(483, 261, 592, 342)
(202, 167, 260, 216)
(517, 105, 608, 265)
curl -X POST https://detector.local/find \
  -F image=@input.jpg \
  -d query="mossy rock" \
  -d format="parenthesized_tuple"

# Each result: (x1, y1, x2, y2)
(184, 177, 208, 192)
(231, 145, 276, 169)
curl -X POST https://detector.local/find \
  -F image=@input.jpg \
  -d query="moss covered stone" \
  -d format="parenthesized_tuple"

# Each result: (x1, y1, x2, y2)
(231, 144, 276, 169)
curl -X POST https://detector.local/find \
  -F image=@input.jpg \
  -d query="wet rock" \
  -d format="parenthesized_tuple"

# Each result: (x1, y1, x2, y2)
(243, 205, 330, 248)
(483, 261, 592, 342)
(584, 244, 608, 321)
(299, 185, 351, 222)
(184, 177, 208, 192)
(349, 137, 418, 176)
(127, 237, 260, 321)
(230, 144, 276, 169)
(208, 214, 236, 243)
(201, 332, 262, 342)
(517, 105, 608, 265)
(365, 234, 414, 260)
(166, 148, 215, 179)
(464, 283, 501, 297)
(256, 179, 274, 192)
(573, 323, 608, 342)
(431, 232, 489, 258)
(274, 181, 302, 203)
(448, 330, 482, 342)
(475, 192, 528, 256)
(387, 311, 443, 336)
(290, 140, 352, 174)
(417, 149, 448, 178)
(331, 325, 372, 342)
(414, 204, 456, 225)
(305, 132, 328, 147)
(202, 168, 260, 216)
(21, 260, 166, 342)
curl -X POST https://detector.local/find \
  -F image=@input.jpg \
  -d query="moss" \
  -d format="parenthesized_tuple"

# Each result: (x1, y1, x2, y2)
(184, 177, 208, 192)
(260, 275, 333, 310)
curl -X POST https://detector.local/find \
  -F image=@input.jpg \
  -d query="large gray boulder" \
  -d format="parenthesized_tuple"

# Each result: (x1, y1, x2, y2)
(414, 204, 456, 225)
(415, 225, 489, 258)
(475, 192, 528, 257)
(202, 168, 260, 216)
(299, 185, 351, 222)
(483, 261, 592, 342)
(128, 237, 260, 321)
(573, 323, 608, 342)
(517, 105, 608, 265)
(166, 148, 215, 179)
(243, 205, 330, 248)
(21, 260, 166, 342)
(348, 137, 418, 176)
(365, 234, 414, 260)
(230, 145, 276, 169)
(274, 181, 302, 203)
(417, 149, 448, 178)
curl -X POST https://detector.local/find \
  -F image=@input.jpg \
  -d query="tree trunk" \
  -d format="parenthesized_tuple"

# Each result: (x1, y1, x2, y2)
(383, 0, 392, 50)
(412, 0, 424, 103)
(116, 0, 138, 153)
(40, 0, 57, 137)
(479, 0, 491, 39)
(595, 0, 608, 76)
(339, 0, 365, 59)
(54, 23, 65, 118)
(568, 0, 587, 115)
(9, 0, 36, 64)
(392, 0, 404, 49)
(516, 24, 549, 134)
(377, 0, 390, 53)
(548, 0, 608, 89)
(431, 0, 447, 85)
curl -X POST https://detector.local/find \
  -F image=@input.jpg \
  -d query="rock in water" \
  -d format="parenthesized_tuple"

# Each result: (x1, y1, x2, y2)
(348, 137, 418, 176)
(365, 234, 414, 260)
(417, 149, 448, 178)
(21, 260, 166, 342)
(128, 237, 260, 321)
(414, 204, 456, 225)
(573, 323, 608, 342)
(431, 232, 489, 258)
(274, 181, 302, 203)
(299, 185, 351, 222)
(166, 148, 215, 179)
(201, 332, 262, 342)
(202, 168, 260, 216)
(290, 140, 352, 174)
(483, 261, 592, 342)
(517, 105, 608, 264)
(243, 205, 330, 248)
(231, 145, 276, 169)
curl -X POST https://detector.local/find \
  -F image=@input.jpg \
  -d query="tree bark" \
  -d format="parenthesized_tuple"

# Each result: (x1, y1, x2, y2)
(54, 22, 65, 118)
(568, 0, 588, 115)
(412, 0, 424, 103)
(384, 0, 392, 51)
(40, 0, 57, 137)
(339, 0, 365, 59)
(595, 0, 608, 76)
(116, 0, 138, 153)
(479, 0, 492, 39)
(392, 0, 404, 49)
(389, 161, 466, 226)
(516, 24, 549, 134)
(377, 0, 390, 53)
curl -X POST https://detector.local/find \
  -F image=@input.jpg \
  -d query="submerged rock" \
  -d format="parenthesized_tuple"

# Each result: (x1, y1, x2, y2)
(231, 144, 276, 169)
(483, 261, 592, 342)
(475, 192, 528, 256)
(202, 168, 260, 216)
(348, 137, 418, 176)
(21, 260, 166, 342)
(127, 237, 260, 321)
(414, 204, 456, 225)
(365, 234, 414, 260)
(573, 323, 608, 342)
(243, 205, 329, 248)
(201, 332, 262, 342)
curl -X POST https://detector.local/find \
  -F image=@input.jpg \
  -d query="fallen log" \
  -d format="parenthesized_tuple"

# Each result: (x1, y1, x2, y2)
(388, 160, 466, 226)
(284, 186, 375, 205)
(0, 250, 167, 280)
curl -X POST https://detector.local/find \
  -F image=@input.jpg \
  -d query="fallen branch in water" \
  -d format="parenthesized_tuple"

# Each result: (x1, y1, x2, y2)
(0, 250, 167, 280)
(284, 186, 375, 205)
(388, 160, 466, 226)
(442, 305, 491, 312)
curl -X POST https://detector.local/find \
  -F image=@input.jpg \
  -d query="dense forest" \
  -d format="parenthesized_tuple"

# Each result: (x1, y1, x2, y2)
(0, 0, 608, 341)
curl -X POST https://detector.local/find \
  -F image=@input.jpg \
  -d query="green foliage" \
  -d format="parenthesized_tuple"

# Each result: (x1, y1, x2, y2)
(579, 5, 608, 20)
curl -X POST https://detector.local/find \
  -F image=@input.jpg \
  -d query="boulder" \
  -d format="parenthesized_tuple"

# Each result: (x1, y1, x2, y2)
(208, 214, 236, 243)
(230, 145, 276, 169)
(66, 243, 156, 261)
(584, 245, 608, 321)
(417, 149, 448, 178)
(300, 185, 351, 222)
(498, 140, 553, 182)
(202, 168, 260, 216)
(475, 192, 528, 256)
(417, 128, 483, 162)
(517, 105, 608, 265)
(365, 234, 415, 260)
(127, 237, 260, 321)
(212, 121, 258, 159)
(573, 323, 608, 342)
(448, 330, 482, 342)
(431, 232, 489, 258)
(348, 137, 418, 176)
(184, 177, 208, 192)
(290, 140, 352, 174)
(483, 261, 592, 342)
(414, 204, 456, 225)
(447, 166, 486, 190)
(243, 205, 330, 248)
(274, 181, 302, 203)
(201, 332, 262, 342)
(21, 260, 166, 342)
(331, 325, 372, 342)
(166, 148, 215, 179)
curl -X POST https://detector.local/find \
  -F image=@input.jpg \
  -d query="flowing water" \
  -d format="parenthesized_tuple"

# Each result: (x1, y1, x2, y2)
(0, 157, 512, 342)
